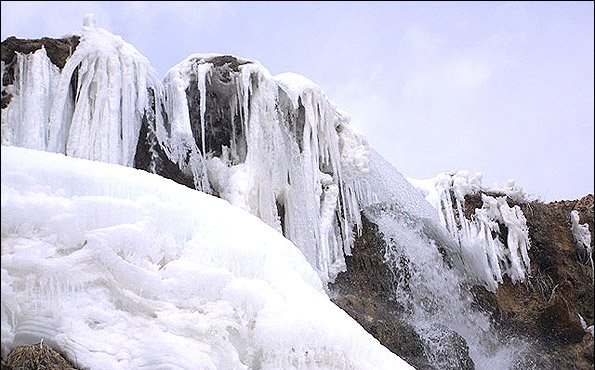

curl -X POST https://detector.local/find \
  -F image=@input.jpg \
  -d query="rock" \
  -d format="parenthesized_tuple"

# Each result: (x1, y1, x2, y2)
(418, 324, 474, 370)
(583, 339, 594, 363)
(1, 36, 79, 109)
(538, 280, 585, 344)
(468, 194, 594, 368)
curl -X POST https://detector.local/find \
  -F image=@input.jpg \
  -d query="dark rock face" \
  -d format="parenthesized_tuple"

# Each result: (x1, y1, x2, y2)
(329, 216, 474, 370)
(0, 35, 80, 71)
(134, 102, 197, 190)
(185, 58, 248, 161)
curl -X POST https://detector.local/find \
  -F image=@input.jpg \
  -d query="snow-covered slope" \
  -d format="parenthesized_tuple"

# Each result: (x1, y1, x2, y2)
(1, 145, 412, 369)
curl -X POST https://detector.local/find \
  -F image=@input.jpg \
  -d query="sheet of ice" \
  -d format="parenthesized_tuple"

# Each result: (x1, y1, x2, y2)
(362, 149, 459, 257)
(1, 146, 412, 370)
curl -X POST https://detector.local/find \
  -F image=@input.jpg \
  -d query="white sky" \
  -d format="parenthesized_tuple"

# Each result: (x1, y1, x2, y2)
(2, 1, 593, 202)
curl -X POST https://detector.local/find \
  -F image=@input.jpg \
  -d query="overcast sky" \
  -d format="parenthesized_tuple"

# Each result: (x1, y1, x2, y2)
(2, 1, 593, 202)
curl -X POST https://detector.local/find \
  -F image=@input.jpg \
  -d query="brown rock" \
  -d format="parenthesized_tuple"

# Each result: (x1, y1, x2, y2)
(469, 194, 594, 368)
(538, 280, 586, 344)
(1, 35, 80, 109)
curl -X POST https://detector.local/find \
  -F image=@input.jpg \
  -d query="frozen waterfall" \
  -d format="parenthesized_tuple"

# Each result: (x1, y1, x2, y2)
(1, 22, 160, 167)
(1, 18, 538, 369)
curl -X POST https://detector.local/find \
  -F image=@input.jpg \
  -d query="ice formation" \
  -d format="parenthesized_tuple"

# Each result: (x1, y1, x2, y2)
(579, 314, 595, 338)
(1, 146, 412, 370)
(360, 154, 530, 369)
(142, 54, 371, 283)
(1, 20, 160, 167)
(408, 171, 532, 291)
(1, 47, 61, 149)
(570, 210, 594, 279)
(1, 21, 371, 284)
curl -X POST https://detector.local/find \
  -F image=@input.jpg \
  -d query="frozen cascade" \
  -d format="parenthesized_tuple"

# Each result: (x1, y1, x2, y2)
(0, 18, 539, 368)
(0, 20, 370, 284)
(408, 171, 532, 291)
(363, 153, 533, 369)
(161, 59, 371, 283)
(1, 48, 60, 149)
(1, 20, 161, 167)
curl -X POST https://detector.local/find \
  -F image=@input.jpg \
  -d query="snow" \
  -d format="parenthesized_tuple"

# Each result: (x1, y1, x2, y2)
(1, 145, 412, 369)
(579, 314, 595, 338)
(571, 210, 594, 279)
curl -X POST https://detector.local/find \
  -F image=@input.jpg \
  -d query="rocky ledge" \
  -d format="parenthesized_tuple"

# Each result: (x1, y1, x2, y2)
(331, 194, 594, 369)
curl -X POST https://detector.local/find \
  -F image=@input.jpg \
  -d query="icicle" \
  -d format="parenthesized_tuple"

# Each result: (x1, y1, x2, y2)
(417, 172, 532, 290)
(9, 18, 160, 167)
(194, 63, 210, 156)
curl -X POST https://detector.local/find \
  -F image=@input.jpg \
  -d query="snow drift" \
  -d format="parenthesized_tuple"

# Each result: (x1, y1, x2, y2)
(1, 145, 412, 369)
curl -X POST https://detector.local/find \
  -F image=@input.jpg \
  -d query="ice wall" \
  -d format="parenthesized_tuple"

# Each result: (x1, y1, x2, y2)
(1, 19, 372, 284)
(1, 19, 160, 167)
(1, 48, 60, 149)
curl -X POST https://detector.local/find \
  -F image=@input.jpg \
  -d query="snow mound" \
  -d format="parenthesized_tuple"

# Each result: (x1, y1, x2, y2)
(1, 146, 411, 369)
